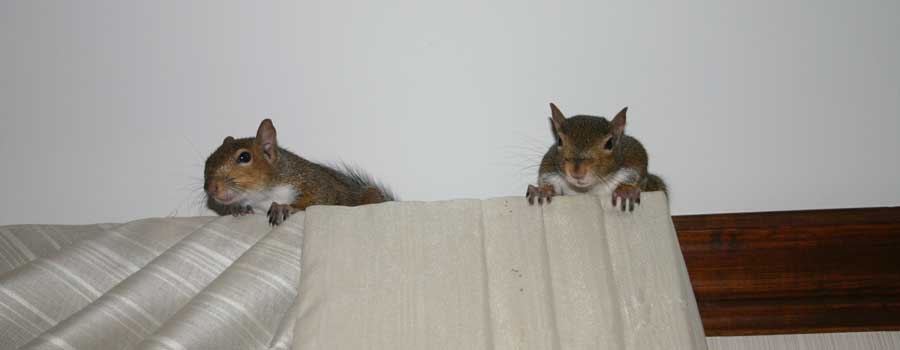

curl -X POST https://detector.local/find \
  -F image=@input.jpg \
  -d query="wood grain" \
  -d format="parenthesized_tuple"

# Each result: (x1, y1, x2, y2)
(672, 206, 900, 336)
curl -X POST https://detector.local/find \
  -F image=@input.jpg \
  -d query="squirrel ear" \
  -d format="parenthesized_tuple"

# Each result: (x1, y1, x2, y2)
(222, 136, 235, 145)
(548, 118, 566, 147)
(255, 119, 278, 163)
(610, 106, 627, 136)
(549, 103, 566, 132)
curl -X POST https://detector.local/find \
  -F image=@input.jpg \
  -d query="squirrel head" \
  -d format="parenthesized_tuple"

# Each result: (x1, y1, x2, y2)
(204, 119, 280, 206)
(548, 103, 627, 189)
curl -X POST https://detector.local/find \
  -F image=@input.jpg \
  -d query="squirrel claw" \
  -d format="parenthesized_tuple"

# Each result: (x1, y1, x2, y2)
(612, 184, 641, 212)
(267, 202, 292, 226)
(526, 184, 556, 205)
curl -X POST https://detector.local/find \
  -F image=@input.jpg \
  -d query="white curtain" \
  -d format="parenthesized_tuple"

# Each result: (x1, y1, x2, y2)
(10, 193, 893, 350)
(291, 192, 706, 350)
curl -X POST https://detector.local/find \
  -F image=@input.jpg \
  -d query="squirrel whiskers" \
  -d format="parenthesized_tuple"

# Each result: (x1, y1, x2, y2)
(526, 103, 665, 212)
(204, 119, 394, 225)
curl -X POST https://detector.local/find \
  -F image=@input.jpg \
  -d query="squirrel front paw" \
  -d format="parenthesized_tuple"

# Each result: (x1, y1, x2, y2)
(526, 184, 556, 205)
(612, 184, 641, 212)
(267, 202, 293, 226)
(228, 205, 254, 217)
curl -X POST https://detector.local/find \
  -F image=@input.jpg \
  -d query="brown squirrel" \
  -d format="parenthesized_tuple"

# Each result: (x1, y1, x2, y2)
(204, 119, 394, 225)
(526, 103, 666, 212)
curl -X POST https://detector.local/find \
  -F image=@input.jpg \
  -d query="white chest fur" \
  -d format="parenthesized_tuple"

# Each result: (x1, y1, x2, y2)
(539, 167, 638, 197)
(241, 185, 300, 213)
(539, 173, 578, 196)
(591, 168, 638, 196)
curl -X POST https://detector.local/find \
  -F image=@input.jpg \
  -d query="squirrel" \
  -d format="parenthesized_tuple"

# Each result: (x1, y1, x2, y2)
(204, 119, 394, 225)
(526, 103, 666, 212)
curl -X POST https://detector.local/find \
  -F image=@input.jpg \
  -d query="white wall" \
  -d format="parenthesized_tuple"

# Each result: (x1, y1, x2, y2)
(1, 0, 898, 225)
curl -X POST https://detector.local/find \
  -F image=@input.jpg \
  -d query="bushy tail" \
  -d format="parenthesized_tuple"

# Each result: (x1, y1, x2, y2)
(336, 163, 397, 203)
(643, 173, 667, 194)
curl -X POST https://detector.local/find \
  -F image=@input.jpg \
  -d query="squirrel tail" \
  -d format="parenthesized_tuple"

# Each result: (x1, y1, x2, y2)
(336, 163, 397, 203)
(643, 173, 667, 194)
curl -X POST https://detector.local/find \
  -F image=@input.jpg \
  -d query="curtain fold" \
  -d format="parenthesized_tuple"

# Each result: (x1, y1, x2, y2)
(0, 222, 119, 275)
(1, 216, 302, 350)
(292, 192, 708, 350)
(7, 194, 890, 350)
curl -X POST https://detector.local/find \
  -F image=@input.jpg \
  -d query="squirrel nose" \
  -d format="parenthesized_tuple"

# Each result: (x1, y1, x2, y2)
(207, 182, 219, 195)
(569, 164, 588, 180)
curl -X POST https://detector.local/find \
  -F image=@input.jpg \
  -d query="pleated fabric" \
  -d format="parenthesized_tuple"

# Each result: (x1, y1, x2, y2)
(292, 192, 708, 350)
(1, 215, 303, 350)
(6, 194, 893, 350)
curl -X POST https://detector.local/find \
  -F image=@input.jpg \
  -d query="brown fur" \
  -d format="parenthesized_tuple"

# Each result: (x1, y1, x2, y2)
(204, 119, 394, 220)
(540, 103, 665, 194)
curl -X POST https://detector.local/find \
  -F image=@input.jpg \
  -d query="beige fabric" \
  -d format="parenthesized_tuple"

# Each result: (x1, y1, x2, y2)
(0, 222, 119, 276)
(0, 215, 303, 350)
(4, 195, 897, 350)
(292, 192, 708, 350)
(707, 332, 900, 350)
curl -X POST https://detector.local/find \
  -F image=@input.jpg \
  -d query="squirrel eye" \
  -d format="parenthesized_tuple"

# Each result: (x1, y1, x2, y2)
(556, 137, 563, 147)
(237, 151, 252, 164)
(604, 138, 615, 150)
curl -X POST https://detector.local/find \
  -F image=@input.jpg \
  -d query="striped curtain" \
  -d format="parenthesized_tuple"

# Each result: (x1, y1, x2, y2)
(1, 215, 302, 349)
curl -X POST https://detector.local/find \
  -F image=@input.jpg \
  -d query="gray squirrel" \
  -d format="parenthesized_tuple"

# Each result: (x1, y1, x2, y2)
(527, 103, 666, 211)
(204, 119, 394, 225)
